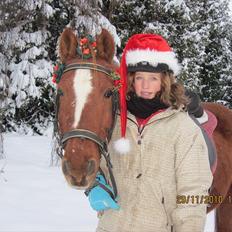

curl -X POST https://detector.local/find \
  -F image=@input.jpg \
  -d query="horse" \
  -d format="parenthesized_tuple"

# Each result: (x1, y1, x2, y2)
(54, 28, 119, 191)
(202, 102, 232, 231)
(55, 27, 232, 232)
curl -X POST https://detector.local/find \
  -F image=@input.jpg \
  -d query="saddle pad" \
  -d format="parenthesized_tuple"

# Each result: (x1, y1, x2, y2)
(201, 110, 218, 174)
(201, 110, 218, 138)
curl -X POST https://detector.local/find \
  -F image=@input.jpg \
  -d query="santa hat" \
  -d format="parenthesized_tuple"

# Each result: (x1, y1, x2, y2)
(114, 33, 181, 154)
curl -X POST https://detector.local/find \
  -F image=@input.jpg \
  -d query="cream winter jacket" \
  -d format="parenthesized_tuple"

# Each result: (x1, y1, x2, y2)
(97, 108, 213, 232)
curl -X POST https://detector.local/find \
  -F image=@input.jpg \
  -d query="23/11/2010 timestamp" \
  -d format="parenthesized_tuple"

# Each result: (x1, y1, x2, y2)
(176, 195, 232, 204)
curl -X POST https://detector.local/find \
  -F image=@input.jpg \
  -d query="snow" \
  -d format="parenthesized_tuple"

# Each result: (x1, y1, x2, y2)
(0, 133, 215, 231)
(229, 0, 232, 15)
(0, 134, 98, 232)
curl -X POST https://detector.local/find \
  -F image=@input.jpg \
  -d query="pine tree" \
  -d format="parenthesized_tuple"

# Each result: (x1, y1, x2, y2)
(177, 0, 232, 106)
(196, 0, 232, 107)
(0, 0, 55, 134)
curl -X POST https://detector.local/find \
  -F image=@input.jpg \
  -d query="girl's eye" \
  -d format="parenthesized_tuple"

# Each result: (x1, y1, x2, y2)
(135, 76, 142, 80)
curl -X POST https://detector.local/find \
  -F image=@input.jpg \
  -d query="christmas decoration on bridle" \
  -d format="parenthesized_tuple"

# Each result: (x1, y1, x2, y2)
(77, 34, 97, 59)
(51, 33, 120, 88)
(52, 63, 65, 84)
(52, 34, 98, 84)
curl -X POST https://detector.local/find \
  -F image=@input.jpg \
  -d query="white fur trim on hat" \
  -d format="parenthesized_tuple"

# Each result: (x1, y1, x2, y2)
(113, 138, 130, 154)
(126, 49, 182, 76)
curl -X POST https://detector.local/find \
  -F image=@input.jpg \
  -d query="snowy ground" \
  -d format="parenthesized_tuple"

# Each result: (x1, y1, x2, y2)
(0, 133, 215, 232)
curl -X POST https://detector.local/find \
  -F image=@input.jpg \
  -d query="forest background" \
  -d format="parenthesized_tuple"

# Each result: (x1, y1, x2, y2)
(0, 0, 232, 138)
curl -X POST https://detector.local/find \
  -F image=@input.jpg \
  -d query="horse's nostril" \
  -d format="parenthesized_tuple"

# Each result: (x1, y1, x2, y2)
(79, 176, 87, 186)
(62, 160, 71, 175)
(86, 160, 96, 175)
(70, 175, 78, 186)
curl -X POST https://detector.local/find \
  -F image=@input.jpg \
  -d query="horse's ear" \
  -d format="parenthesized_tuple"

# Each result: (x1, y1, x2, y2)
(96, 29, 115, 63)
(58, 28, 78, 63)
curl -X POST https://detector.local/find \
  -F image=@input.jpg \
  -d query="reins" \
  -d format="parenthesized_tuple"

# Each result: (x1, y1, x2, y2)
(54, 62, 119, 200)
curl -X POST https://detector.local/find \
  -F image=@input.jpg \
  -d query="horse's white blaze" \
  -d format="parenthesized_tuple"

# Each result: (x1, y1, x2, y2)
(73, 69, 93, 128)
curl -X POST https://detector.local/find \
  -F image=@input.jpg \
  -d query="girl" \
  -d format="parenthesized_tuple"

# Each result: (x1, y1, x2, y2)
(92, 33, 213, 232)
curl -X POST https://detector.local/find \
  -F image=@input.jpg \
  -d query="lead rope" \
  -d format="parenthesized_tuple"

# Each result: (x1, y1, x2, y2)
(101, 145, 118, 200)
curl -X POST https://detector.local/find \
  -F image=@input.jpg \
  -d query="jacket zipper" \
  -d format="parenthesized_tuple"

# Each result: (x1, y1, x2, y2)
(126, 112, 176, 145)
(162, 197, 171, 230)
(137, 124, 145, 145)
(161, 195, 174, 231)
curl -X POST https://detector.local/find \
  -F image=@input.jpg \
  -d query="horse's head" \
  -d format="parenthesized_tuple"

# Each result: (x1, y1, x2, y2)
(55, 28, 118, 189)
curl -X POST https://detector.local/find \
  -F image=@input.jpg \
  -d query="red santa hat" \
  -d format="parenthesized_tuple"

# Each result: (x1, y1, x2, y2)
(114, 33, 181, 154)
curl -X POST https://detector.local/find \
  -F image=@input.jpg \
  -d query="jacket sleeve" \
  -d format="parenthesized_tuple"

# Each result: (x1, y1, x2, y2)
(171, 123, 213, 232)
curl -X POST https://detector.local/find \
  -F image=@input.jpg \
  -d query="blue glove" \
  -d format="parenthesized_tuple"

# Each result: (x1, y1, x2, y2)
(87, 174, 120, 211)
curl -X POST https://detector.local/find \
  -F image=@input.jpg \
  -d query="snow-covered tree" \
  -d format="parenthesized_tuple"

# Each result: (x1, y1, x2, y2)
(181, 0, 232, 107)
(0, 0, 55, 134)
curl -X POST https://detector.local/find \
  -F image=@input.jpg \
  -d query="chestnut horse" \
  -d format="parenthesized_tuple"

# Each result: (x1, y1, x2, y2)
(55, 28, 119, 193)
(202, 102, 232, 231)
(55, 28, 232, 232)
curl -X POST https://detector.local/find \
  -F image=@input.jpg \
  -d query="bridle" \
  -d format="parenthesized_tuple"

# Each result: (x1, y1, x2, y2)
(53, 62, 120, 200)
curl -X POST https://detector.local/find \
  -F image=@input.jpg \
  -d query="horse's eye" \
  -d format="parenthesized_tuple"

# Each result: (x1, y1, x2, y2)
(104, 89, 113, 98)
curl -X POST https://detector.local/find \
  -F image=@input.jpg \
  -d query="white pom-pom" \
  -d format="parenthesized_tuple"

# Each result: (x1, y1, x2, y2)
(113, 138, 130, 154)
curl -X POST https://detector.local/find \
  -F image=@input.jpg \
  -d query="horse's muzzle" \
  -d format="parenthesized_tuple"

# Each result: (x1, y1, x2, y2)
(62, 159, 97, 188)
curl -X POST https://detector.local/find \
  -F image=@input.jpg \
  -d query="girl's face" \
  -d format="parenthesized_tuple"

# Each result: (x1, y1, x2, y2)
(133, 72, 162, 99)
